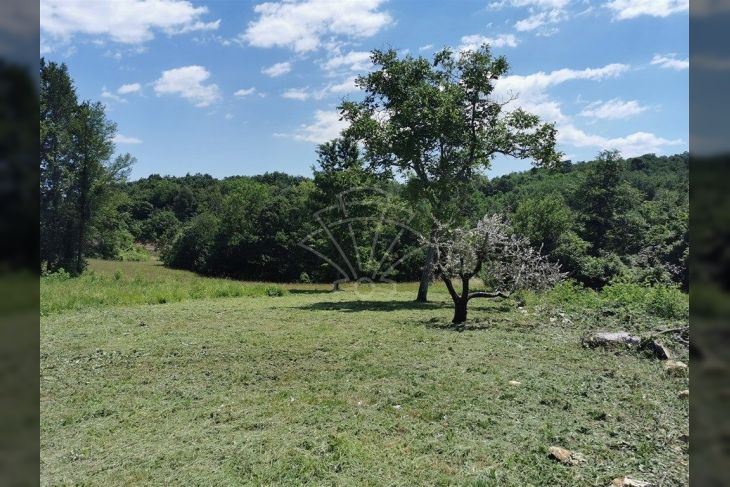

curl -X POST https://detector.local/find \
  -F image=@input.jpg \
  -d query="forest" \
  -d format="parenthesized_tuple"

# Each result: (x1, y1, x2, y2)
(89, 151, 688, 290)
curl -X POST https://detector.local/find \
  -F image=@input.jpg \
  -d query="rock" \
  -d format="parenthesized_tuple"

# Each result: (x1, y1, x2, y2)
(664, 360, 688, 377)
(583, 331, 641, 350)
(611, 477, 654, 487)
(678, 389, 689, 399)
(640, 339, 672, 360)
(508, 380, 521, 386)
(548, 446, 586, 465)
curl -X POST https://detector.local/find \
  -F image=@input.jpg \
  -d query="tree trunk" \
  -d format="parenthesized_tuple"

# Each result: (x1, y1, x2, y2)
(416, 225, 438, 302)
(452, 298, 468, 324)
(416, 243, 434, 302)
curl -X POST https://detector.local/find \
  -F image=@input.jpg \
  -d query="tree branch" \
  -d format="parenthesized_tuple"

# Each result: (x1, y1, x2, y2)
(468, 290, 511, 300)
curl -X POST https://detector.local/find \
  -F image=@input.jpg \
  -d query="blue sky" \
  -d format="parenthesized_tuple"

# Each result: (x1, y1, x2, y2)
(40, 0, 688, 180)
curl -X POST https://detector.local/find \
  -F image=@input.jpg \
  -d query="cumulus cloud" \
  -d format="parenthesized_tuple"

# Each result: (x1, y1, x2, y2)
(495, 63, 630, 104)
(117, 83, 141, 95)
(458, 34, 518, 51)
(284, 110, 349, 143)
(262, 62, 292, 77)
(241, 0, 392, 52)
(514, 9, 565, 33)
(489, 0, 572, 35)
(153, 65, 221, 107)
(101, 88, 126, 103)
(580, 98, 650, 119)
(558, 124, 682, 156)
(322, 51, 372, 72)
(650, 53, 689, 70)
(282, 88, 311, 101)
(606, 0, 688, 19)
(327, 76, 360, 94)
(234, 87, 257, 97)
(40, 0, 220, 47)
(113, 134, 142, 144)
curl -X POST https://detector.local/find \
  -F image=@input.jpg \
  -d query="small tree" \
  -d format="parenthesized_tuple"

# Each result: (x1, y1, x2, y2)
(431, 214, 563, 324)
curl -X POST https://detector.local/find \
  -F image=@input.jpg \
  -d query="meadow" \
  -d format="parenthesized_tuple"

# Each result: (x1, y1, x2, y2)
(41, 260, 688, 486)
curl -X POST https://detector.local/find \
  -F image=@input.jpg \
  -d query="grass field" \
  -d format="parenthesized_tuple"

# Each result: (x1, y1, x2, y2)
(41, 260, 688, 486)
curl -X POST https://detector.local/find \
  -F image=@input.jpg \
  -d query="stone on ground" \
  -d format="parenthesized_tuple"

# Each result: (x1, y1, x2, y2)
(663, 360, 688, 377)
(583, 331, 641, 350)
(548, 446, 586, 465)
(611, 477, 654, 486)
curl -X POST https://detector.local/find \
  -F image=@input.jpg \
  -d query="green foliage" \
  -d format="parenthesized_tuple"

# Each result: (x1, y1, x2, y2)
(40, 59, 135, 273)
(117, 244, 151, 262)
(538, 279, 688, 320)
(264, 285, 285, 297)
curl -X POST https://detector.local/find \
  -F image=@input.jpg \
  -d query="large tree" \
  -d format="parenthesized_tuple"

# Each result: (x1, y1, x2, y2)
(40, 59, 133, 274)
(340, 45, 561, 302)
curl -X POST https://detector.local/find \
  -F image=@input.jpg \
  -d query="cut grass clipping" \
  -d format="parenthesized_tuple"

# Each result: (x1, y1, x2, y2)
(41, 260, 688, 486)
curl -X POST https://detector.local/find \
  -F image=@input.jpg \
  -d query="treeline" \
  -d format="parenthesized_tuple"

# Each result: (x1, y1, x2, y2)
(40, 56, 688, 290)
(109, 150, 687, 289)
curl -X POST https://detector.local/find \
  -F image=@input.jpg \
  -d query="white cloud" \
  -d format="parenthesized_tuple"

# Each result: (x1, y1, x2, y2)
(282, 88, 311, 101)
(419, 44, 434, 51)
(101, 88, 126, 103)
(558, 124, 682, 156)
(287, 110, 349, 143)
(459, 34, 518, 51)
(514, 9, 565, 33)
(580, 98, 650, 119)
(490, 0, 572, 35)
(495, 63, 630, 102)
(114, 134, 142, 144)
(234, 87, 257, 97)
(241, 0, 392, 52)
(153, 65, 221, 107)
(606, 0, 688, 19)
(40, 0, 220, 46)
(262, 62, 292, 77)
(322, 51, 372, 72)
(117, 83, 141, 95)
(650, 53, 688, 70)
(493, 63, 630, 128)
(224, 113, 234, 120)
(327, 76, 360, 94)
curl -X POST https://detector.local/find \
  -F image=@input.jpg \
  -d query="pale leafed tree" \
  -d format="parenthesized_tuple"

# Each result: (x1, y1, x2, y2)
(431, 214, 563, 324)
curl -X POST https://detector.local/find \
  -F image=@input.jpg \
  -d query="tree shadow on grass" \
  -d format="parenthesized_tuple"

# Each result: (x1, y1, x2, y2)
(420, 317, 494, 332)
(297, 300, 448, 313)
(287, 289, 334, 295)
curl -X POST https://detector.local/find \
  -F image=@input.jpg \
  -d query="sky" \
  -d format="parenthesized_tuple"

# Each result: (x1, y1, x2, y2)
(40, 0, 688, 180)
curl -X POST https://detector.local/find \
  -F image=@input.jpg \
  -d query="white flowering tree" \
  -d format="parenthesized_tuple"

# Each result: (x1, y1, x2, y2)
(431, 214, 563, 324)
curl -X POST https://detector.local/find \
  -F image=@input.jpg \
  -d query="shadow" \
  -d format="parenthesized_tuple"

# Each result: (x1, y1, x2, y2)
(297, 300, 448, 313)
(420, 318, 493, 332)
(287, 289, 334, 295)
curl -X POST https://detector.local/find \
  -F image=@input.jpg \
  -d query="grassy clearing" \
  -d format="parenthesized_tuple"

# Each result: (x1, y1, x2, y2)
(40, 259, 328, 316)
(41, 260, 688, 486)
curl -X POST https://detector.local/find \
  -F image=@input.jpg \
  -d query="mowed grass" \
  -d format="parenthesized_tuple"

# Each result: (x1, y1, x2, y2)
(41, 261, 688, 486)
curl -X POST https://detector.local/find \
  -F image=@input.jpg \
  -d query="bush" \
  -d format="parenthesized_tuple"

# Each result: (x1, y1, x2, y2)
(42, 267, 71, 282)
(265, 285, 285, 297)
(646, 285, 688, 319)
(601, 282, 688, 319)
(299, 272, 312, 284)
(118, 244, 151, 262)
